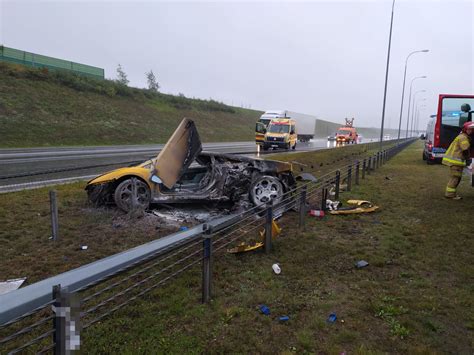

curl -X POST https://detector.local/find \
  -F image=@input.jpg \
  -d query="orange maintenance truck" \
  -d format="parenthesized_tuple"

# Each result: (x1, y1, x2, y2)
(336, 118, 358, 144)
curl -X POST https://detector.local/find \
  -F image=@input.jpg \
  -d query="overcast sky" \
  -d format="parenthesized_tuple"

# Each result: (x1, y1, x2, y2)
(1, 0, 473, 130)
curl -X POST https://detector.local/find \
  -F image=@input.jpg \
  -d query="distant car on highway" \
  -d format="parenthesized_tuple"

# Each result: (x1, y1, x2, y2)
(383, 134, 391, 141)
(327, 133, 336, 141)
(357, 134, 363, 143)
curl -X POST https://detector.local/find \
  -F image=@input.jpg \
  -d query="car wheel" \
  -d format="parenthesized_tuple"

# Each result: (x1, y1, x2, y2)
(285, 143, 290, 150)
(114, 178, 151, 212)
(422, 151, 427, 160)
(249, 175, 284, 206)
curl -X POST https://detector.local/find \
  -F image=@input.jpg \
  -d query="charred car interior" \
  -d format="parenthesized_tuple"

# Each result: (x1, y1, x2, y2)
(86, 118, 296, 212)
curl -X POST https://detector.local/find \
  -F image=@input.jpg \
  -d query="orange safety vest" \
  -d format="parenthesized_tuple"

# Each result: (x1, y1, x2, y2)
(442, 132, 471, 167)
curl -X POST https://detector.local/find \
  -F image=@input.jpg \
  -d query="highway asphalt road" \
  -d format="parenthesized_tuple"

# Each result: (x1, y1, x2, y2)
(1, 139, 351, 192)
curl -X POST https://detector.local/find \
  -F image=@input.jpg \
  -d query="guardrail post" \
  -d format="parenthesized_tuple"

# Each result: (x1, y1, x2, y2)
(53, 285, 65, 355)
(355, 161, 360, 185)
(49, 190, 59, 241)
(202, 224, 212, 303)
(367, 157, 371, 175)
(131, 177, 138, 212)
(335, 170, 340, 200)
(347, 165, 352, 192)
(298, 186, 307, 230)
(362, 159, 366, 179)
(53, 285, 80, 354)
(321, 187, 328, 211)
(265, 203, 273, 254)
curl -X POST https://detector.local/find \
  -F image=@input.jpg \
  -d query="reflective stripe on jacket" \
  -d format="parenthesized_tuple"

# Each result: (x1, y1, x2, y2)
(442, 133, 471, 167)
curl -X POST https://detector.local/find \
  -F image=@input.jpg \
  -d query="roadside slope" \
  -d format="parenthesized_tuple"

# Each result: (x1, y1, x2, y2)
(0, 63, 261, 147)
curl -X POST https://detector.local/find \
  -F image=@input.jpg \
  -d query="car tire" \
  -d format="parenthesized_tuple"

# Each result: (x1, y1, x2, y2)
(249, 175, 284, 206)
(285, 143, 290, 150)
(114, 178, 151, 212)
(422, 151, 427, 160)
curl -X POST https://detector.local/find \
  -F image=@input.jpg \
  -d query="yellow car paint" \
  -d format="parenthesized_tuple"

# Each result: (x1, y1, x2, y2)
(87, 166, 153, 189)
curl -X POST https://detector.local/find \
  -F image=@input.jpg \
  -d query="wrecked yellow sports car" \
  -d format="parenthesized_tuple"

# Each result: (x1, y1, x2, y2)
(86, 118, 296, 212)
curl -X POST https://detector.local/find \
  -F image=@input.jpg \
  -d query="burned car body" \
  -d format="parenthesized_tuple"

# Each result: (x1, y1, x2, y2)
(86, 118, 296, 212)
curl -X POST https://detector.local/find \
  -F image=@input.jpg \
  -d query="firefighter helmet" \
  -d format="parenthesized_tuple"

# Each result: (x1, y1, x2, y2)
(462, 121, 474, 132)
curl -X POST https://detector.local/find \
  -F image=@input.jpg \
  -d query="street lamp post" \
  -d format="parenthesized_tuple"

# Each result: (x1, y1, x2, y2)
(415, 104, 427, 135)
(397, 50, 429, 140)
(379, 0, 396, 148)
(410, 93, 426, 136)
(412, 98, 427, 136)
(406, 78, 426, 138)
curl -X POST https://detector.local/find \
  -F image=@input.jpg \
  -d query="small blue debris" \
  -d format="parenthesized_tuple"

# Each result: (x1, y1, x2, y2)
(259, 305, 270, 315)
(327, 313, 337, 323)
(179, 226, 188, 231)
(279, 315, 290, 322)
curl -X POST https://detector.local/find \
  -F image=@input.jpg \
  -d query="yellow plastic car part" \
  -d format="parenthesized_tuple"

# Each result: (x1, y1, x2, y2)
(346, 200, 372, 206)
(227, 220, 281, 254)
(329, 200, 379, 215)
(227, 241, 264, 253)
(329, 205, 379, 215)
(259, 220, 282, 239)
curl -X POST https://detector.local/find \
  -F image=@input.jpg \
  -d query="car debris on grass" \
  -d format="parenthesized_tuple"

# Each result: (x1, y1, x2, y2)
(227, 219, 282, 253)
(355, 260, 369, 268)
(327, 199, 379, 215)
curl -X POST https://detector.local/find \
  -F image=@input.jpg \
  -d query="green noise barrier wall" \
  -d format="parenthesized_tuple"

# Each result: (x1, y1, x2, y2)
(0, 45, 104, 79)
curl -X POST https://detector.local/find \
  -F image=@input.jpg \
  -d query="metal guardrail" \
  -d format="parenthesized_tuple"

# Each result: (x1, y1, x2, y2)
(0, 138, 416, 353)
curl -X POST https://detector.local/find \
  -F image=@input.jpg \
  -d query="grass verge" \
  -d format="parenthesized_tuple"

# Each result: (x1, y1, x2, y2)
(75, 141, 472, 353)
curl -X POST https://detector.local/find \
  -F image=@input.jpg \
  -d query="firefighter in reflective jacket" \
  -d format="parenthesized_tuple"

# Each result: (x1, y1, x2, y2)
(442, 121, 474, 199)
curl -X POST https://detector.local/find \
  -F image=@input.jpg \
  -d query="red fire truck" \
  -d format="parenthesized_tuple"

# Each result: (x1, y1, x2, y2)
(423, 94, 474, 163)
